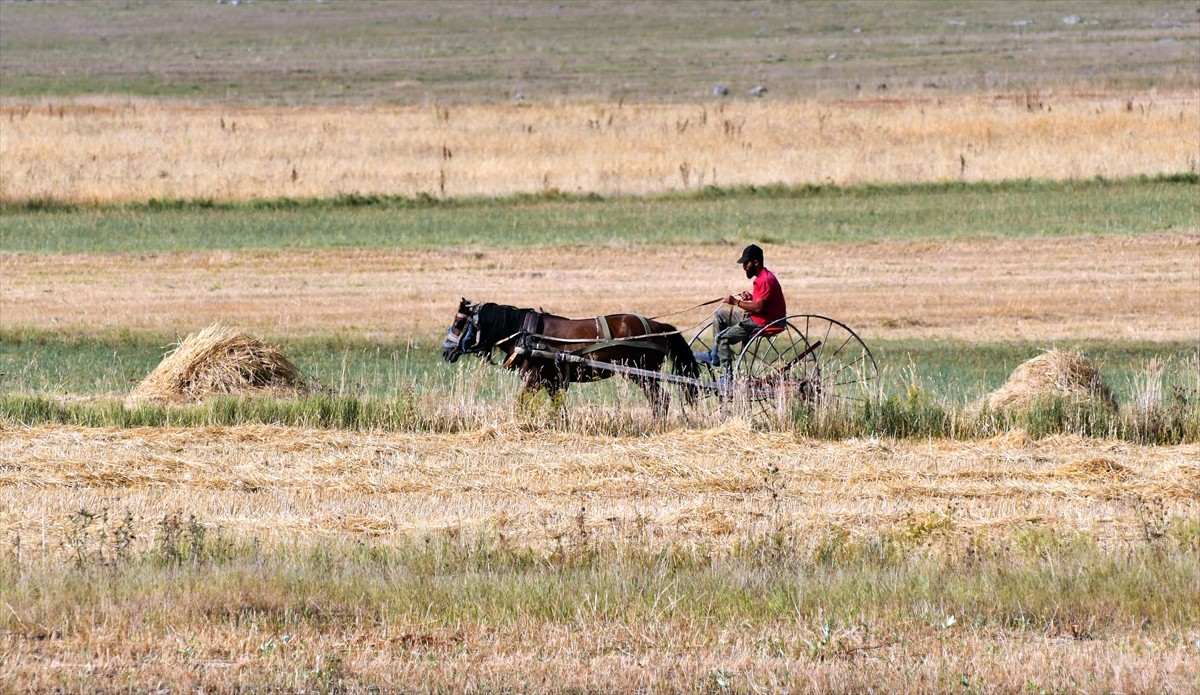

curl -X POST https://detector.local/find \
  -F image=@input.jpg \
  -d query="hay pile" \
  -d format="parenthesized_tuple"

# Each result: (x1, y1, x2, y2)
(129, 324, 305, 404)
(986, 349, 1117, 413)
(1054, 457, 1134, 482)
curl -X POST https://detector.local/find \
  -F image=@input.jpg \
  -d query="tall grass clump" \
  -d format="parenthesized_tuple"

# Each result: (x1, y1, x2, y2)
(2, 385, 1197, 442)
(1122, 355, 1200, 443)
(0, 393, 412, 431)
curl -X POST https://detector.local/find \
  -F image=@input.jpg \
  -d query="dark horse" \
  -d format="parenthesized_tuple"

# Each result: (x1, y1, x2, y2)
(442, 298, 699, 416)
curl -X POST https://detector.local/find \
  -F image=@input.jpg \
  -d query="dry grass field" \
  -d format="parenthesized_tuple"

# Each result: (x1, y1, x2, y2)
(2, 93, 1197, 203)
(3, 2, 1199, 687)
(5, 422, 1196, 556)
(2, 227, 1197, 690)
(3, 156, 1198, 692)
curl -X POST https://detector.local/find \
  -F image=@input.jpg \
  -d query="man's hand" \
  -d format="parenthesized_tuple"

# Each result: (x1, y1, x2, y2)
(739, 291, 752, 301)
(724, 294, 737, 305)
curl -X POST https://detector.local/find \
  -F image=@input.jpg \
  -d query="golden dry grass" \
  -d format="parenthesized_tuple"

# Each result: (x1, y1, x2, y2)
(3, 234, 1197, 343)
(2, 92, 1197, 203)
(3, 90, 1199, 691)
(4, 614, 1196, 693)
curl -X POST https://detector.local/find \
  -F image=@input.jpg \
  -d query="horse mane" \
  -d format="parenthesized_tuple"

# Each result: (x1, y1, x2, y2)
(476, 302, 530, 345)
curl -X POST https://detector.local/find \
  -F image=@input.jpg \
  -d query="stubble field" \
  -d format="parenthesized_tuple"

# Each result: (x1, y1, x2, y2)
(2, 423, 1197, 691)
(3, 233, 1198, 344)
(3, 1, 1200, 692)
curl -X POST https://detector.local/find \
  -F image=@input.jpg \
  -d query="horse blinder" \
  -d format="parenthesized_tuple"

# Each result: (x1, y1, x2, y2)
(443, 308, 481, 363)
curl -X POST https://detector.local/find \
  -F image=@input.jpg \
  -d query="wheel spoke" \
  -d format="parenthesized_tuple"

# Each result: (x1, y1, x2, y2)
(691, 315, 876, 422)
(822, 351, 873, 385)
(819, 333, 856, 373)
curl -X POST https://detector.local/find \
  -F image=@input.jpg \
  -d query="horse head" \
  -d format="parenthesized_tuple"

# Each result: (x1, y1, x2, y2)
(441, 298, 481, 363)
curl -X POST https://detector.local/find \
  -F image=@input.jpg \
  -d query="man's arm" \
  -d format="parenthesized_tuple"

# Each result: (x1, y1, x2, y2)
(724, 291, 764, 314)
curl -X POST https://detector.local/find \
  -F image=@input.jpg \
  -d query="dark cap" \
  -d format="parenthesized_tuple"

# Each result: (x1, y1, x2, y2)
(736, 244, 763, 265)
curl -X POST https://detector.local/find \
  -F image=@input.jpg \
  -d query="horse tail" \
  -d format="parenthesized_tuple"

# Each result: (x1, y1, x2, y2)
(658, 323, 700, 402)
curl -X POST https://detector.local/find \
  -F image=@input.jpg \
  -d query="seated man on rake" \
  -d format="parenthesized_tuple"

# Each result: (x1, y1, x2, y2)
(694, 243, 787, 375)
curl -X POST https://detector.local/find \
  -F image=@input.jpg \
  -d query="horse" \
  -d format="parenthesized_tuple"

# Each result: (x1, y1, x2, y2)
(442, 298, 699, 416)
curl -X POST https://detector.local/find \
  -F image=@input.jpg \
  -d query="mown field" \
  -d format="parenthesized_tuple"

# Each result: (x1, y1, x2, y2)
(3, 424, 1198, 692)
(2, 1, 1199, 693)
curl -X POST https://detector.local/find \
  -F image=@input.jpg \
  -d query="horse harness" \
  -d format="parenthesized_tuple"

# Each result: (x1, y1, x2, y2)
(503, 310, 667, 369)
(577, 314, 665, 356)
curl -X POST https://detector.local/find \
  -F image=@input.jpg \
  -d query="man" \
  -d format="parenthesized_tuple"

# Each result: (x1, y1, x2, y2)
(695, 243, 787, 372)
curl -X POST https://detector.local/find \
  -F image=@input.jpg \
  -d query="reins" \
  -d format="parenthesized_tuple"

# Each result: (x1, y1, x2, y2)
(646, 296, 726, 321)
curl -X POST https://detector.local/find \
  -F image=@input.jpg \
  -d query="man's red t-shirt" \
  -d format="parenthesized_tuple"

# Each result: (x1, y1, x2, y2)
(750, 267, 787, 327)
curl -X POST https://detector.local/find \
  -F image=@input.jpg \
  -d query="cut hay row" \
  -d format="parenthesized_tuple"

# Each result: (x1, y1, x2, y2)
(2, 423, 1195, 557)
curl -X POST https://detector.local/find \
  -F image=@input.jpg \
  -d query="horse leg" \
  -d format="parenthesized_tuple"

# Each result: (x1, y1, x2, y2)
(516, 367, 544, 409)
(518, 366, 567, 416)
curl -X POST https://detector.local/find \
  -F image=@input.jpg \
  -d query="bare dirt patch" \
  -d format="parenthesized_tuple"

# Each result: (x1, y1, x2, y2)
(3, 234, 1196, 342)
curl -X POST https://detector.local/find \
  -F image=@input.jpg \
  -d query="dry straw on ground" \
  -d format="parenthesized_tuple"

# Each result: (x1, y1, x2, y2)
(2, 423, 1196, 553)
(986, 349, 1118, 413)
(1055, 457, 1135, 481)
(3, 424, 1196, 691)
(128, 323, 303, 404)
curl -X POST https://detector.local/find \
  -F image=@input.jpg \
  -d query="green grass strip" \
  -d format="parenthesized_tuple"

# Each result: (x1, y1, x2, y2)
(4, 330, 1196, 442)
(3, 390, 1195, 443)
(4, 327, 1195, 406)
(2, 174, 1195, 253)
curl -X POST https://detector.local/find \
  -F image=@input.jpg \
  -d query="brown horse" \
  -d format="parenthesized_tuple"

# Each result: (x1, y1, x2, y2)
(442, 298, 699, 416)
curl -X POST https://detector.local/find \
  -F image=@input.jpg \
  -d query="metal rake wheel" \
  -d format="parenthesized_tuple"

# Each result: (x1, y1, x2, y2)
(732, 315, 878, 419)
(686, 320, 719, 378)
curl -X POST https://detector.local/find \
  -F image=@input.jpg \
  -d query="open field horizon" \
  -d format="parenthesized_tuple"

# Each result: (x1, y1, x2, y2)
(3, 1, 1197, 105)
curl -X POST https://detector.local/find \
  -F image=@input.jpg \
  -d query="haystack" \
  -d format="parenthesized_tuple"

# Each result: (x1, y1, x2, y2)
(129, 324, 304, 404)
(985, 349, 1117, 413)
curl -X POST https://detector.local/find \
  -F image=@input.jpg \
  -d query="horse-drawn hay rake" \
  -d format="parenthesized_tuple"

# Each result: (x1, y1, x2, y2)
(685, 314, 878, 418)
(443, 299, 878, 420)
